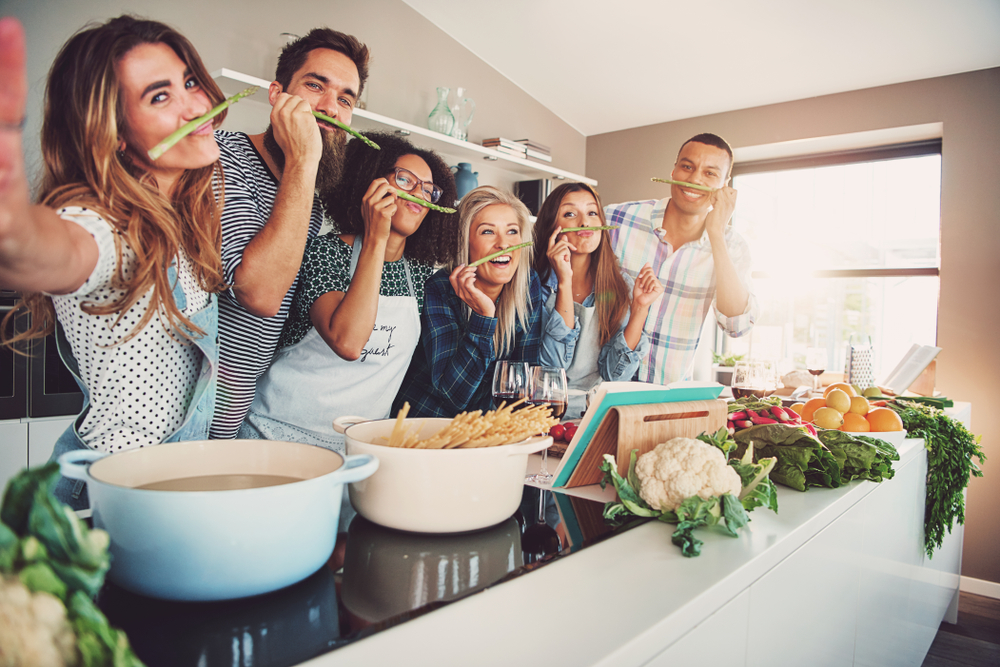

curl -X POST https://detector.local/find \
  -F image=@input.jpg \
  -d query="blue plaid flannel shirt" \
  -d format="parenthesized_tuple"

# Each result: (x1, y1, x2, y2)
(392, 269, 543, 418)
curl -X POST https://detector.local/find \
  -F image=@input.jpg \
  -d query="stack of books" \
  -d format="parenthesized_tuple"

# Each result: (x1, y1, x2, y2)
(481, 137, 527, 158)
(516, 139, 552, 163)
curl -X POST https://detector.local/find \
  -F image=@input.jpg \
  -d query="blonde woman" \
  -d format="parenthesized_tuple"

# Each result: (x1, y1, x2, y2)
(0, 16, 227, 508)
(392, 186, 542, 417)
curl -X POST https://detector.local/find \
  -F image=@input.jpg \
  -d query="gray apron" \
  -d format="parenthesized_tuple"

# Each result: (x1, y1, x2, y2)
(547, 291, 600, 418)
(243, 237, 420, 452)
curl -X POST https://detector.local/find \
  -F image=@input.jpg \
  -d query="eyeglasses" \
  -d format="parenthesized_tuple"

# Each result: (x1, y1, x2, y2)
(392, 167, 443, 204)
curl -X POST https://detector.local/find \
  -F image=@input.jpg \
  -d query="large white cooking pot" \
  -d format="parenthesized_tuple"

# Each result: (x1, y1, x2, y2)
(334, 416, 551, 533)
(59, 440, 377, 601)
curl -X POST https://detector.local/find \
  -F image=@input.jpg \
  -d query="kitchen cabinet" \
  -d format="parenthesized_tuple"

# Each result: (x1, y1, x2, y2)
(0, 421, 28, 491)
(0, 415, 74, 492)
(212, 69, 596, 194)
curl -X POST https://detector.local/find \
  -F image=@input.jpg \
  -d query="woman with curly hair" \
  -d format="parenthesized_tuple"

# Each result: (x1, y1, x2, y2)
(535, 182, 662, 417)
(240, 131, 458, 449)
(0, 16, 227, 509)
(393, 185, 543, 418)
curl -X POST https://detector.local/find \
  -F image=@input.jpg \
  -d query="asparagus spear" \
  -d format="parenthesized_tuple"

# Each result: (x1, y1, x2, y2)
(557, 225, 618, 234)
(468, 241, 534, 268)
(396, 190, 456, 213)
(650, 177, 716, 193)
(148, 86, 258, 161)
(312, 111, 380, 150)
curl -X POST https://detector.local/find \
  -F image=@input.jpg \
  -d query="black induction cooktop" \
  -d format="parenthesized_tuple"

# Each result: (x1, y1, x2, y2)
(97, 486, 647, 667)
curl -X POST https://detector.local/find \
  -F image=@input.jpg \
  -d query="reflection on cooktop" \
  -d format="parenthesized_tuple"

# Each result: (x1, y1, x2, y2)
(98, 486, 648, 667)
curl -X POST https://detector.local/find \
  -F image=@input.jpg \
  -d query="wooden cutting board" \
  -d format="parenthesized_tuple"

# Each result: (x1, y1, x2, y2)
(565, 399, 728, 487)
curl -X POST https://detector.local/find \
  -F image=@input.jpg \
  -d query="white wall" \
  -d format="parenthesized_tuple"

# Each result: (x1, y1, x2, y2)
(4, 0, 586, 191)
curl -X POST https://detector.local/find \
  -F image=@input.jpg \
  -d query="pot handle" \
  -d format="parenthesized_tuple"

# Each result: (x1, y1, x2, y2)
(336, 454, 379, 484)
(332, 415, 369, 435)
(58, 449, 108, 482)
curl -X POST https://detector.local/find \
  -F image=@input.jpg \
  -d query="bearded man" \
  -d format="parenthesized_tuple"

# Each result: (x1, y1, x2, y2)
(212, 28, 369, 438)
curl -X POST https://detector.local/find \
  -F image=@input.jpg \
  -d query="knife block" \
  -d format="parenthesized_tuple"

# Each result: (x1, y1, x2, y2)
(565, 399, 728, 488)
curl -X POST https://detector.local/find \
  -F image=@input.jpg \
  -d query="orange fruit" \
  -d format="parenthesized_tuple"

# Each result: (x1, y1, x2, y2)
(824, 382, 857, 398)
(801, 397, 827, 422)
(788, 402, 806, 416)
(825, 389, 851, 413)
(866, 407, 904, 432)
(840, 412, 871, 432)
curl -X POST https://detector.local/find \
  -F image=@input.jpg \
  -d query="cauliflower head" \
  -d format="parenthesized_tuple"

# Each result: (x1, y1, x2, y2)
(634, 437, 741, 512)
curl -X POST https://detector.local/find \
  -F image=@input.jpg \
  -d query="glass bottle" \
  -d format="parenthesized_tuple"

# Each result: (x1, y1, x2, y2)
(427, 87, 456, 136)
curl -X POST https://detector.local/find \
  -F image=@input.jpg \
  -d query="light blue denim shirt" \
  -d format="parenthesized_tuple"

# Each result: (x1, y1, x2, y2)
(49, 263, 218, 510)
(538, 269, 649, 384)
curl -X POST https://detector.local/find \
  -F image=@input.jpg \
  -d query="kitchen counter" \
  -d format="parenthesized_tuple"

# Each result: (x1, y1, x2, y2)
(99, 404, 969, 667)
(309, 404, 969, 667)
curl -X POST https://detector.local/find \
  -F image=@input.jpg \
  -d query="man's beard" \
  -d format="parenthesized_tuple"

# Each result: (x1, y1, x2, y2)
(262, 125, 346, 196)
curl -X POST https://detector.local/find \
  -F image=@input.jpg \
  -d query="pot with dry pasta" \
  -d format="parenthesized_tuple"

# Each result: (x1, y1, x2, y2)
(332, 402, 556, 533)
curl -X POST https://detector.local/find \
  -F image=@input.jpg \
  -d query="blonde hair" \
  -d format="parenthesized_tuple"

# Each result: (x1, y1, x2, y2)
(451, 186, 533, 357)
(3, 15, 226, 349)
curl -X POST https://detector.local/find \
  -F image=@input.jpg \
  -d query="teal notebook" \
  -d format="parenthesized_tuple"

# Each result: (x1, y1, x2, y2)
(550, 381, 724, 488)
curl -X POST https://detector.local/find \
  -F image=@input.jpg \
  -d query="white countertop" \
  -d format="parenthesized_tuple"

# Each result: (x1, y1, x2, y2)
(305, 404, 969, 666)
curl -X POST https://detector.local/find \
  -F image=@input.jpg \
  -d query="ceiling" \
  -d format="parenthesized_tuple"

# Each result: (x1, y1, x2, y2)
(401, 0, 1000, 137)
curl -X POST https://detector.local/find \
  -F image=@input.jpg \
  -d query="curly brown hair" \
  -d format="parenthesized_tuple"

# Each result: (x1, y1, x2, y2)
(322, 131, 459, 266)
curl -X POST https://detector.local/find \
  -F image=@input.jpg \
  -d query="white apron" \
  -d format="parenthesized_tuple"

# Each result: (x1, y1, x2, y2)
(547, 291, 601, 419)
(244, 237, 421, 451)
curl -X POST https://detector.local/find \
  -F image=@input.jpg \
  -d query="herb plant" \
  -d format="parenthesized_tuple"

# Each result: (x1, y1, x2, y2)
(890, 400, 986, 557)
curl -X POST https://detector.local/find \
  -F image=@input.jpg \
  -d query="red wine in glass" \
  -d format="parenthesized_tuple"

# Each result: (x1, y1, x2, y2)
(527, 399, 567, 420)
(732, 386, 771, 399)
(493, 392, 528, 410)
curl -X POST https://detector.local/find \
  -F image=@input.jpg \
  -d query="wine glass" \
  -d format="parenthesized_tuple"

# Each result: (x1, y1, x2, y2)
(805, 347, 827, 395)
(491, 361, 529, 410)
(731, 360, 777, 399)
(526, 366, 567, 483)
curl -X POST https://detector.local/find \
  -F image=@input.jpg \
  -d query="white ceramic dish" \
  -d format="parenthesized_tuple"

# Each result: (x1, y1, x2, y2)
(843, 430, 908, 447)
(334, 416, 551, 534)
(59, 440, 377, 601)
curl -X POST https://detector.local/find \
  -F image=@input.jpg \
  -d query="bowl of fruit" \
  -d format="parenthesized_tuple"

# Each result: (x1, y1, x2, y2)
(791, 383, 907, 446)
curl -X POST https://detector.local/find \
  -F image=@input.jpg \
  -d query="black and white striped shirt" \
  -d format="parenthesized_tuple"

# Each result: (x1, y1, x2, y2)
(211, 130, 324, 439)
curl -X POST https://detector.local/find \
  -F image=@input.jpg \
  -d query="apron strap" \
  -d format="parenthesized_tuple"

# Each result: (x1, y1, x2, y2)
(348, 235, 416, 298)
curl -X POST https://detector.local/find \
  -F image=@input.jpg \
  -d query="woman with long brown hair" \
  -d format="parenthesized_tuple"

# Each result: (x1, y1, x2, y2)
(0, 15, 227, 508)
(534, 182, 662, 417)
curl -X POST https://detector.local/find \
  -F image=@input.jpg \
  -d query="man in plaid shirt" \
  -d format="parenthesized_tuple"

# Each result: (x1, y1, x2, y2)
(605, 133, 758, 385)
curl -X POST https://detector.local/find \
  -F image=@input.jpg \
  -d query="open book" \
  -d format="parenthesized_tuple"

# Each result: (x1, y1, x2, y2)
(881, 344, 942, 395)
(550, 380, 724, 488)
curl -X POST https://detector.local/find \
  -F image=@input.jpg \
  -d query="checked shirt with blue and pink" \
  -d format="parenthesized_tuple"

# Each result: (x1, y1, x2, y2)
(605, 197, 758, 385)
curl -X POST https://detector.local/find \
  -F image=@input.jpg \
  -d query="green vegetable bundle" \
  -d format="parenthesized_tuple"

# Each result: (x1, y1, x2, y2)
(599, 429, 778, 557)
(890, 400, 985, 557)
(733, 424, 842, 491)
(816, 430, 900, 484)
(0, 464, 144, 667)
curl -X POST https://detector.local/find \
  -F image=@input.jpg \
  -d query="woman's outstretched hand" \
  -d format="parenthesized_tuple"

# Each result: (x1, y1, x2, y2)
(0, 17, 28, 202)
(449, 264, 495, 318)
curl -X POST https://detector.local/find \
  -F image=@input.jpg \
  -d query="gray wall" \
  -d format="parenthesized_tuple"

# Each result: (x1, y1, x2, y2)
(588, 67, 1000, 585)
(4, 0, 586, 190)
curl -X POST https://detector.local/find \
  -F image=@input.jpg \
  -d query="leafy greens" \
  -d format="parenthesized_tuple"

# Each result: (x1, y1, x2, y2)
(890, 400, 985, 557)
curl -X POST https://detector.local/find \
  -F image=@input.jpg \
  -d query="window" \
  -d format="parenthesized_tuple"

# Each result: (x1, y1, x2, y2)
(721, 141, 941, 384)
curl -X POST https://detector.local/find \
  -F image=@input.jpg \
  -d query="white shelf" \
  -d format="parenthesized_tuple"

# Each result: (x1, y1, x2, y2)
(212, 69, 595, 187)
